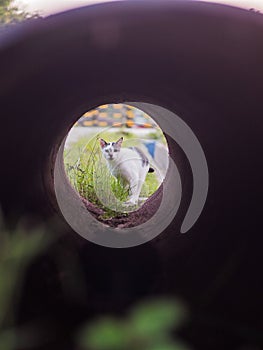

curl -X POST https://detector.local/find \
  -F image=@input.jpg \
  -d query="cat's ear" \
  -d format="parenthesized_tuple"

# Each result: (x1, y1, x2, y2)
(99, 138, 107, 148)
(116, 137, 123, 147)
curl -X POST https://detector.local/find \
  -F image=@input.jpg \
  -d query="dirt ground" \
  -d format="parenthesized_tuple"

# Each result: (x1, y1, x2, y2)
(81, 184, 163, 228)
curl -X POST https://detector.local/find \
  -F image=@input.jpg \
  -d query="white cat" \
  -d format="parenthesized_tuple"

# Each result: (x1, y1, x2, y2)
(99, 137, 154, 205)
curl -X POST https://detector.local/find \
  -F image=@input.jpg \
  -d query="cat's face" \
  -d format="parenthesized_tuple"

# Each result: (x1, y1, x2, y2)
(99, 137, 123, 161)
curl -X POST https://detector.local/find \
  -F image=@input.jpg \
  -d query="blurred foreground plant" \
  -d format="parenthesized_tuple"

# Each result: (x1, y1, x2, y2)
(0, 213, 191, 350)
(0, 215, 53, 349)
(78, 298, 190, 350)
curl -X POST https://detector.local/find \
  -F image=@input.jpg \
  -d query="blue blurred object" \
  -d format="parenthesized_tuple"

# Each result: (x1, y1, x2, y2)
(144, 141, 156, 158)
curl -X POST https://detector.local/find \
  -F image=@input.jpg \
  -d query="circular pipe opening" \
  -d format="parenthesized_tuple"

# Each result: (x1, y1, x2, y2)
(63, 103, 169, 227)
(54, 102, 208, 248)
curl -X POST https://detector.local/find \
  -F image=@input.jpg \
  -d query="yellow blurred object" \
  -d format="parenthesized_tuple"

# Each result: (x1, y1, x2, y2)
(127, 110, 134, 118)
(83, 120, 94, 126)
(144, 123, 152, 128)
(83, 111, 93, 118)
(99, 112, 107, 118)
(98, 121, 108, 127)
(113, 104, 122, 109)
(126, 120, 134, 127)
(113, 122, 122, 127)
(113, 113, 122, 119)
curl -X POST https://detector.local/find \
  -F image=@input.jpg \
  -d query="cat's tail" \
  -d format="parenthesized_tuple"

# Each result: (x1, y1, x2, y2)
(148, 167, 155, 173)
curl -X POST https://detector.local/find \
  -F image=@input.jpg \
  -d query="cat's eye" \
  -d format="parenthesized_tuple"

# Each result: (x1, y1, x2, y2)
(114, 149, 118, 152)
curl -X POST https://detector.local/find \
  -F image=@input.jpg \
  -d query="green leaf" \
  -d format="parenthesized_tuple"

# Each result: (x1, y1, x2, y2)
(0, 223, 52, 327)
(129, 299, 187, 337)
(78, 317, 128, 350)
(0, 329, 16, 350)
(150, 346, 176, 350)
(146, 339, 190, 350)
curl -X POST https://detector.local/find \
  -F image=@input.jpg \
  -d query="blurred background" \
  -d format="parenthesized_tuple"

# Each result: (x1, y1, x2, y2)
(64, 104, 169, 221)
(10, 0, 263, 17)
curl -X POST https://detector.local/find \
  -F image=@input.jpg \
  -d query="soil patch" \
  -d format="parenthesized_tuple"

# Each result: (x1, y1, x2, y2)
(81, 185, 163, 228)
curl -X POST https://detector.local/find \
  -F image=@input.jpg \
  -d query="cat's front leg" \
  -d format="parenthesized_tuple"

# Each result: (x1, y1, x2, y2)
(124, 178, 139, 206)
(125, 197, 138, 206)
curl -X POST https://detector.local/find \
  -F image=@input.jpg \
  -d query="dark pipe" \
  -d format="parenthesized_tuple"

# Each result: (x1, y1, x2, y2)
(1, 1, 263, 349)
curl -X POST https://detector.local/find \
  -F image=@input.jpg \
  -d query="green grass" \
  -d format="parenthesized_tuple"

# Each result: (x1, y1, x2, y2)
(78, 298, 189, 350)
(64, 130, 160, 219)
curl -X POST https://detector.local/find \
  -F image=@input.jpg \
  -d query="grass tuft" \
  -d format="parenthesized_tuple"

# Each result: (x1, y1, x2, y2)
(64, 131, 160, 220)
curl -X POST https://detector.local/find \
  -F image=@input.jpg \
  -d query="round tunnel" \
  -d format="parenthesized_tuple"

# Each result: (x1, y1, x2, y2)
(1, 1, 263, 349)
